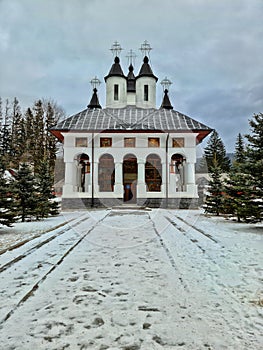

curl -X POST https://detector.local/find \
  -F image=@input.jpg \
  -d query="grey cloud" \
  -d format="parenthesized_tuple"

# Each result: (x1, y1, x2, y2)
(0, 0, 262, 152)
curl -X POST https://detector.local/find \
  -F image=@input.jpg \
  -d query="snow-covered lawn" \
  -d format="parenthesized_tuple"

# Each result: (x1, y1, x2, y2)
(0, 208, 262, 349)
(0, 211, 82, 253)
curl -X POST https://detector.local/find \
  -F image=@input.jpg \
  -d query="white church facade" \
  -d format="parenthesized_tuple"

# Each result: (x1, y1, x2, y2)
(51, 42, 212, 209)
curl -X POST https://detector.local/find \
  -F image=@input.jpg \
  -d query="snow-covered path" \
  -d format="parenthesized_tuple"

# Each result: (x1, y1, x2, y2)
(0, 209, 262, 349)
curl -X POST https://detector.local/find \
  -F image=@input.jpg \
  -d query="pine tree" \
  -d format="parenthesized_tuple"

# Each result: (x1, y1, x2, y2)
(234, 133, 246, 165)
(0, 157, 16, 227)
(44, 102, 58, 176)
(245, 113, 263, 220)
(10, 98, 25, 169)
(0, 99, 12, 167)
(0, 97, 2, 128)
(32, 100, 45, 174)
(23, 108, 35, 164)
(245, 113, 263, 193)
(12, 163, 38, 222)
(35, 160, 59, 219)
(202, 130, 231, 172)
(223, 167, 258, 222)
(204, 161, 224, 216)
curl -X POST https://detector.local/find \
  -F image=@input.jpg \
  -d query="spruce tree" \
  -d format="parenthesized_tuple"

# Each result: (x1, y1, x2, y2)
(23, 108, 35, 164)
(245, 113, 263, 220)
(202, 130, 231, 172)
(13, 163, 38, 222)
(10, 98, 25, 169)
(204, 160, 224, 216)
(0, 99, 12, 167)
(234, 133, 246, 165)
(32, 100, 45, 174)
(223, 166, 258, 222)
(245, 113, 263, 194)
(44, 102, 58, 176)
(0, 97, 2, 128)
(35, 160, 59, 219)
(0, 157, 16, 227)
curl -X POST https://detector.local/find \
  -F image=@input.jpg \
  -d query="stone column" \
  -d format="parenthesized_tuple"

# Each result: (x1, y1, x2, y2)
(161, 161, 167, 195)
(186, 162, 198, 197)
(63, 162, 75, 195)
(114, 162, 123, 196)
(90, 161, 100, 195)
(137, 161, 147, 197)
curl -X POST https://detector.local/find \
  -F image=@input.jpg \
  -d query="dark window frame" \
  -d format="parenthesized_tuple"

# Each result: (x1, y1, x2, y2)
(114, 84, 119, 101)
(172, 137, 185, 148)
(148, 137, 160, 147)
(124, 137, 136, 147)
(144, 85, 149, 101)
(100, 138, 112, 147)
(75, 137, 88, 147)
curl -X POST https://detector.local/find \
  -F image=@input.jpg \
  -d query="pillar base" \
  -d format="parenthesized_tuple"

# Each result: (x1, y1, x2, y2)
(186, 184, 198, 197)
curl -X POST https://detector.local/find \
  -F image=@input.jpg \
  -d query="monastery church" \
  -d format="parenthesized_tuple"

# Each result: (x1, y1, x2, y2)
(51, 41, 212, 209)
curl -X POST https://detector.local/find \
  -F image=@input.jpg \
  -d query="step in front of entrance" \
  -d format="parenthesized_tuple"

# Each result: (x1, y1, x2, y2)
(111, 204, 152, 211)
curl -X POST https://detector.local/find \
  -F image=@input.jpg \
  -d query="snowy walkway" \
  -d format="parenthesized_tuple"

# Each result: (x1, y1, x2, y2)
(0, 209, 262, 349)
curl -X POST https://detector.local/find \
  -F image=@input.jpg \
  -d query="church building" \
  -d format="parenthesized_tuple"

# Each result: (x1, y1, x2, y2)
(50, 41, 212, 209)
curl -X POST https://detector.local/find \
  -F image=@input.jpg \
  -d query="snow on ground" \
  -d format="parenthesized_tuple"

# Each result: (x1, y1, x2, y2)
(0, 211, 85, 252)
(0, 208, 262, 349)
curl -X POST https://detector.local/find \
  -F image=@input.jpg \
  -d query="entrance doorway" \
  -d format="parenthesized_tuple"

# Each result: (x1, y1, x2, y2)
(123, 154, 137, 203)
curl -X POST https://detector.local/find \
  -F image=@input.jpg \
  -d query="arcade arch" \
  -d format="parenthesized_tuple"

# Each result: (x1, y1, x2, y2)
(75, 153, 90, 192)
(123, 153, 138, 202)
(98, 154, 115, 192)
(145, 154, 162, 192)
(170, 153, 185, 191)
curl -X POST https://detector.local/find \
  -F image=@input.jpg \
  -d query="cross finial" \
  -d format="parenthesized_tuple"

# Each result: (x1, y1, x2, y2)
(90, 76, 101, 89)
(161, 77, 172, 91)
(139, 40, 152, 57)
(126, 49, 137, 66)
(110, 41, 123, 57)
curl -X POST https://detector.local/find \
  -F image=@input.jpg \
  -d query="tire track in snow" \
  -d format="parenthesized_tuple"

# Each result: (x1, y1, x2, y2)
(162, 211, 259, 345)
(171, 212, 219, 243)
(0, 211, 110, 328)
(0, 213, 90, 273)
(147, 212, 189, 291)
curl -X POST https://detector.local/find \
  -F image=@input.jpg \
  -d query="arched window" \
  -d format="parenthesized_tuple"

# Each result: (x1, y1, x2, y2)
(123, 154, 137, 202)
(145, 154, 162, 192)
(98, 154, 115, 192)
(170, 154, 184, 173)
(77, 153, 90, 192)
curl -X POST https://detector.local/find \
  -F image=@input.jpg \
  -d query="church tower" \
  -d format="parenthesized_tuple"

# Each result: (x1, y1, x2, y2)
(50, 40, 213, 210)
(135, 41, 158, 109)
(104, 42, 127, 108)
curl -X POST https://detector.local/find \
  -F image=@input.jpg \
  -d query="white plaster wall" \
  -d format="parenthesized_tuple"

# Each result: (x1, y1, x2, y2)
(62, 132, 198, 198)
(135, 77, 156, 109)
(105, 76, 127, 108)
(127, 92, 136, 105)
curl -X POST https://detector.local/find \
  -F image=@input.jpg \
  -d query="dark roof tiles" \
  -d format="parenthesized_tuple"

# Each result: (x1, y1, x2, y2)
(137, 56, 158, 81)
(52, 106, 211, 134)
(104, 56, 125, 80)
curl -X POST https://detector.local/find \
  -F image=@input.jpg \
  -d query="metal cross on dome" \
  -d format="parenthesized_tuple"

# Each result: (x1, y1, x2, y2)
(110, 41, 123, 57)
(90, 76, 101, 89)
(161, 77, 172, 91)
(140, 40, 152, 57)
(126, 49, 137, 66)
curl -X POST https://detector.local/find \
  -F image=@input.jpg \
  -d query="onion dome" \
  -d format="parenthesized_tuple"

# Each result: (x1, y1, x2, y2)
(160, 89, 173, 110)
(88, 88, 102, 109)
(104, 56, 125, 81)
(136, 56, 158, 81)
(127, 64, 136, 92)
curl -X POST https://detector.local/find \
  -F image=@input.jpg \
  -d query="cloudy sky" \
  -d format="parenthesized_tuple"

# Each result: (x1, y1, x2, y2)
(0, 0, 262, 151)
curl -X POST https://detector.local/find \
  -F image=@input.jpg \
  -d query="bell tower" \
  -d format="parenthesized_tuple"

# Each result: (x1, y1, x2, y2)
(104, 42, 127, 108)
(135, 41, 158, 109)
